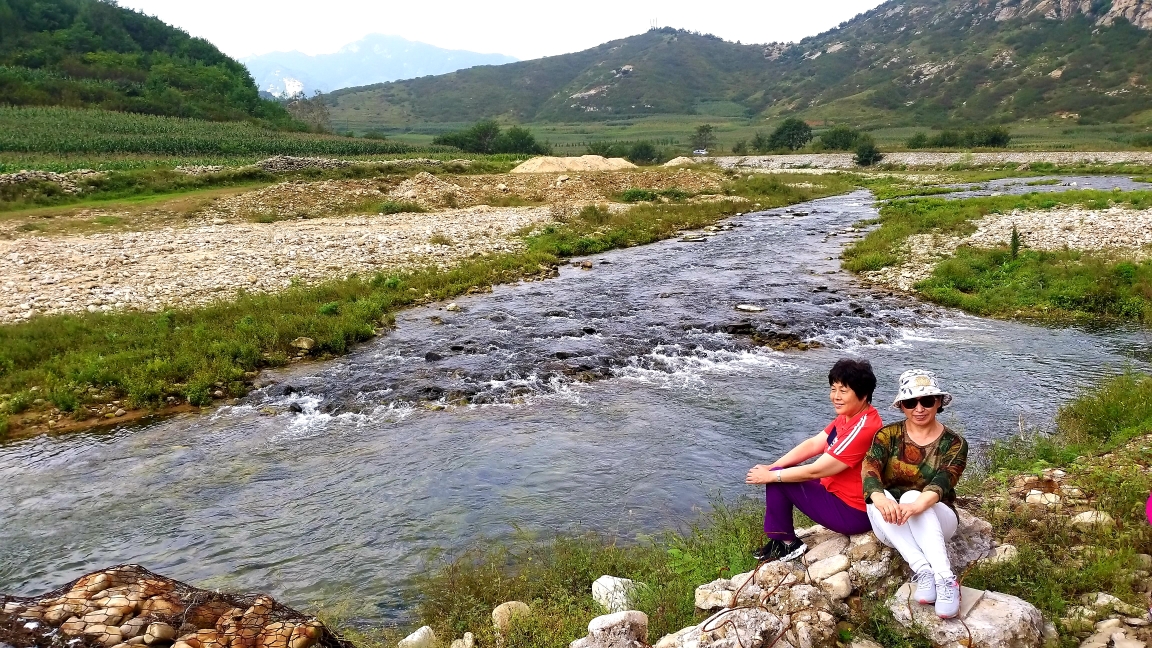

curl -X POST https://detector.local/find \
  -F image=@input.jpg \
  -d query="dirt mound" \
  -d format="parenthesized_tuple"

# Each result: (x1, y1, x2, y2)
(662, 157, 698, 167)
(389, 172, 469, 208)
(510, 155, 637, 174)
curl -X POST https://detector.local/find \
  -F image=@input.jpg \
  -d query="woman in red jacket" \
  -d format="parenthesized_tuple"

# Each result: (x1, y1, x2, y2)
(745, 358, 882, 562)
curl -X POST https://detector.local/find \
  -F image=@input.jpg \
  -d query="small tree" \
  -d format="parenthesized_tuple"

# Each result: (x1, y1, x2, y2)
(1010, 224, 1021, 259)
(768, 118, 813, 151)
(627, 141, 660, 164)
(906, 132, 929, 149)
(732, 139, 749, 155)
(286, 90, 331, 132)
(854, 135, 884, 166)
(819, 125, 860, 151)
(691, 124, 716, 151)
(750, 131, 771, 154)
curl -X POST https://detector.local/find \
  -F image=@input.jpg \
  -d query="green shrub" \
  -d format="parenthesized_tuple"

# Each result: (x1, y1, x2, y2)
(854, 136, 884, 166)
(319, 302, 340, 316)
(1131, 133, 1152, 148)
(577, 204, 611, 224)
(49, 389, 78, 413)
(750, 131, 771, 154)
(621, 188, 658, 202)
(586, 141, 629, 158)
(768, 118, 813, 151)
(433, 121, 550, 154)
(627, 141, 660, 165)
(1057, 371, 1152, 445)
(659, 188, 690, 200)
(6, 391, 31, 414)
(906, 132, 930, 149)
(377, 200, 425, 215)
(731, 139, 749, 155)
(819, 125, 860, 151)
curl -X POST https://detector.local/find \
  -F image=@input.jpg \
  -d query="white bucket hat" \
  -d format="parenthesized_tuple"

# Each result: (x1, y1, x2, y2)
(892, 369, 953, 409)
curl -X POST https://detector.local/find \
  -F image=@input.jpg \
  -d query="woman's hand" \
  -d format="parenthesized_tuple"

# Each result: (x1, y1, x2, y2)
(746, 465, 781, 484)
(896, 491, 939, 523)
(871, 494, 902, 525)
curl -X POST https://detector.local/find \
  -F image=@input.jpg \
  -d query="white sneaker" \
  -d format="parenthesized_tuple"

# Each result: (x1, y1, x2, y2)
(935, 575, 961, 619)
(913, 570, 936, 604)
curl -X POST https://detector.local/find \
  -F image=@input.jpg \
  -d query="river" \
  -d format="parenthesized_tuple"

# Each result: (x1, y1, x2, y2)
(1, 185, 1149, 622)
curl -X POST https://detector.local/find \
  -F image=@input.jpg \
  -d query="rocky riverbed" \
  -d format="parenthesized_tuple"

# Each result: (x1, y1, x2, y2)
(0, 168, 727, 323)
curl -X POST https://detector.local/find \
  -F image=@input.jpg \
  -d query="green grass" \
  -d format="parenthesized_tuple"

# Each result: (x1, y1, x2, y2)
(841, 190, 1152, 273)
(0, 172, 852, 438)
(1025, 178, 1062, 186)
(964, 372, 1152, 641)
(917, 248, 1152, 322)
(377, 200, 426, 215)
(411, 498, 764, 648)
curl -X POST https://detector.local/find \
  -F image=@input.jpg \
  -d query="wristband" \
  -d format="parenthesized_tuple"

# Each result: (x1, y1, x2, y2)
(776, 470, 783, 483)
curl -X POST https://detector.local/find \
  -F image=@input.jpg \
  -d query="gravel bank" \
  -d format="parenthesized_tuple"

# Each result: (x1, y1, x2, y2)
(0, 206, 552, 323)
(863, 205, 1152, 290)
(711, 151, 1152, 169)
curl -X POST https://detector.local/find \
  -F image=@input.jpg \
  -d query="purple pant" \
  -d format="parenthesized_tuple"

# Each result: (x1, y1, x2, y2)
(764, 480, 872, 541)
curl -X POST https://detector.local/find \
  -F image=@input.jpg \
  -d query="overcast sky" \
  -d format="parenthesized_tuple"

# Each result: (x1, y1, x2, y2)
(115, 0, 888, 60)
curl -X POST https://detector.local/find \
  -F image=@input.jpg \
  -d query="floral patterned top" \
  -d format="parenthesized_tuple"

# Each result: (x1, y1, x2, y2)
(861, 421, 968, 509)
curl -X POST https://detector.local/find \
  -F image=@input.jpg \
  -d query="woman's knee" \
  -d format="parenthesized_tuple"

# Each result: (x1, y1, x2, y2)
(898, 490, 922, 505)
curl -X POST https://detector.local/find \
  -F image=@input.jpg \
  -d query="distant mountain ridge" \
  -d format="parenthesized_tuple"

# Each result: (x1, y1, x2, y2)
(243, 34, 517, 97)
(326, 0, 1152, 129)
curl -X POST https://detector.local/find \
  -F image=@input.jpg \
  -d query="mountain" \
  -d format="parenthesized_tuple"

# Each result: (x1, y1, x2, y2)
(243, 34, 517, 97)
(0, 0, 290, 124)
(326, 0, 1152, 128)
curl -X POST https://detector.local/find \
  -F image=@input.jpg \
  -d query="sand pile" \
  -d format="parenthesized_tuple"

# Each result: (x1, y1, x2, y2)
(662, 157, 697, 167)
(510, 155, 637, 173)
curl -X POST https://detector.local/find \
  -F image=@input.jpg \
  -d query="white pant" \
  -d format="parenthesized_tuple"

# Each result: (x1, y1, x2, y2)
(866, 490, 958, 579)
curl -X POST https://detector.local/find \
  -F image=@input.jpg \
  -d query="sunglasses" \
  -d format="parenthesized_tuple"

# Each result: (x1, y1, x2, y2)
(900, 395, 939, 409)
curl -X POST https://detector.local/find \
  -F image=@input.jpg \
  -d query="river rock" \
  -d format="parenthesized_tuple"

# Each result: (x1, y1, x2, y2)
(846, 533, 882, 562)
(144, 623, 177, 644)
(397, 626, 435, 648)
(889, 588, 1044, 648)
(807, 554, 850, 581)
(848, 638, 884, 648)
(947, 508, 995, 570)
(983, 544, 1020, 565)
(290, 337, 315, 351)
(699, 607, 784, 648)
(592, 575, 641, 613)
(1071, 511, 1115, 531)
(449, 632, 474, 648)
(1081, 592, 1145, 617)
(570, 610, 648, 648)
(820, 571, 853, 600)
(802, 534, 849, 565)
(694, 579, 735, 610)
(492, 601, 531, 633)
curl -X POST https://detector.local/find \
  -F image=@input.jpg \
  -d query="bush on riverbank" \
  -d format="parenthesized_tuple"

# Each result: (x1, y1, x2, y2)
(0, 172, 853, 441)
(918, 248, 1152, 322)
(964, 371, 1152, 637)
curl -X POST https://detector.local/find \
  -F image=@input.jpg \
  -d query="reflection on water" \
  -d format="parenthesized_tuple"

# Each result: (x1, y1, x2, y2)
(1, 187, 1148, 622)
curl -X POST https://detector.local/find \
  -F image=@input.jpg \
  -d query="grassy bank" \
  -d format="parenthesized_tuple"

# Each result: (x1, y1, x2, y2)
(0, 172, 853, 441)
(919, 248, 1152, 321)
(842, 190, 1152, 322)
(346, 372, 1152, 648)
(964, 371, 1152, 642)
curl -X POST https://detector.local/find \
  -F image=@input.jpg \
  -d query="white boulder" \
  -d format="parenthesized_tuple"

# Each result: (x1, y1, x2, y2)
(889, 588, 1044, 648)
(593, 575, 641, 613)
(570, 610, 649, 648)
(397, 626, 436, 648)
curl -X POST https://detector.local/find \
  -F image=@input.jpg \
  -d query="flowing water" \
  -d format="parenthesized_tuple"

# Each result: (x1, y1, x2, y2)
(2, 183, 1149, 622)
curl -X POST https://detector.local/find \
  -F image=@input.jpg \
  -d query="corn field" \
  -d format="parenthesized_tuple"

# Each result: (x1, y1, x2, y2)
(0, 106, 418, 156)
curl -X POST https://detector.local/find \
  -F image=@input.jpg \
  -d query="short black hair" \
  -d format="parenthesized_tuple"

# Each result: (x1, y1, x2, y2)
(828, 358, 876, 403)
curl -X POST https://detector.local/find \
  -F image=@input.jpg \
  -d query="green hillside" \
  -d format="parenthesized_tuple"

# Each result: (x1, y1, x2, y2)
(0, 0, 291, 124)
(328, 0, 1152, 131)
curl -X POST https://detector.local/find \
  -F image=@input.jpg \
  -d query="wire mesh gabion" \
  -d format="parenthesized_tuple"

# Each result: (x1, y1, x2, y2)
(1, 565, 353, 648)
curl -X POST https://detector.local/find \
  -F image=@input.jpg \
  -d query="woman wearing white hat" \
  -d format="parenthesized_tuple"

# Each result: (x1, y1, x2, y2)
(862, 369, 968, 619)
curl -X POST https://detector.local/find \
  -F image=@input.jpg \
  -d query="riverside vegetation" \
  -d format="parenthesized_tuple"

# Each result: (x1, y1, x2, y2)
(329, 371, 1152, 648)
(841, 190, 1152, 322)
(0, 171, 853, 441)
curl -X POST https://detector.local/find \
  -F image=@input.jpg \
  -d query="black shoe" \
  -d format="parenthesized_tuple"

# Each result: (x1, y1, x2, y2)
(753, 538, 807, 562)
